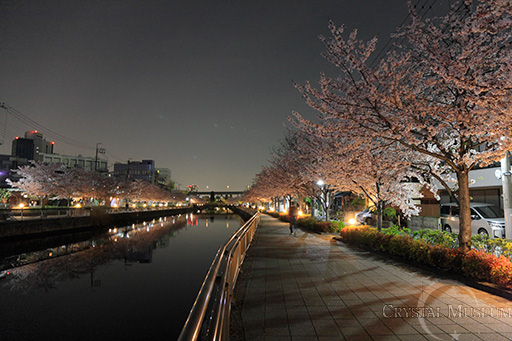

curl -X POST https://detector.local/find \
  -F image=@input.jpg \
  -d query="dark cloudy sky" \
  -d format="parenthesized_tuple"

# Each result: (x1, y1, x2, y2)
(0, 0, 450, 191)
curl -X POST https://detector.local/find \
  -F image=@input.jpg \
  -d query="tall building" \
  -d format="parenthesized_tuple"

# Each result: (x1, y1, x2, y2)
(12, 130, 54, 161)
(114, 160, 157, 184)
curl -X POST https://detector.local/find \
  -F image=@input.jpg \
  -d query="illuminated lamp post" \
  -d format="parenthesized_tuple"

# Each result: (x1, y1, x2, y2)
(316, 180, 326, 220)
(499, 152, 512, 238)
(316, 180, 332, 221)
(19, 203, 24, 221)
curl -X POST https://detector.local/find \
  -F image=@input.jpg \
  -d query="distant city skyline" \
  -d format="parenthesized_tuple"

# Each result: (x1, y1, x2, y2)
(0, 0, 450, 191)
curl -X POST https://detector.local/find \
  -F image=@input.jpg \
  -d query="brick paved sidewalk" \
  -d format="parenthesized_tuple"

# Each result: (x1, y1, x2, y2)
(234, 214, 512, 340)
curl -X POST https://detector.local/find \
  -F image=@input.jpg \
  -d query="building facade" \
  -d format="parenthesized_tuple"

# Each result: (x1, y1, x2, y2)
(39, 153, 108, 172)
(114, 160, 156, 184)
(439, 165, 504, 208)
(156, 168, 172, 187)
(11, 130, 54, 161)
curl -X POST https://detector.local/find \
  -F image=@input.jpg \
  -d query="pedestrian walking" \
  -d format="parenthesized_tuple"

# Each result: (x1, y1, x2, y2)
(288, 204, 298, 235)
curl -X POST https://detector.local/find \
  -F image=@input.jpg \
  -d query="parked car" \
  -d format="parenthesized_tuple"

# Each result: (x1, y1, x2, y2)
(355, 206, 376, 225)
(440, 202, 505, 239)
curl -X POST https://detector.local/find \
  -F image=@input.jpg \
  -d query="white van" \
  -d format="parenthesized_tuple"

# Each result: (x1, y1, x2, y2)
(355, 206, 376, 225)
(440, 203, 505, 239)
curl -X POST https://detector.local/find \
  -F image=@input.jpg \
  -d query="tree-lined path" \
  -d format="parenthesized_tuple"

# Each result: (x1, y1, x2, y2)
(234, 215, 512, 340)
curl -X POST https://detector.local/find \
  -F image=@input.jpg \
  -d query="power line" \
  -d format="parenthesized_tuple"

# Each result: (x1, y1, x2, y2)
(105, 151, 130, 163)
(1, 103, 135, 165)
(0, 103, 96, 151)
(368, 0, 439, 67)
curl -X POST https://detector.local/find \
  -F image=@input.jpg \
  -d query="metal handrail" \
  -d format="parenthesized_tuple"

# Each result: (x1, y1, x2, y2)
(178, 211, 260, 341)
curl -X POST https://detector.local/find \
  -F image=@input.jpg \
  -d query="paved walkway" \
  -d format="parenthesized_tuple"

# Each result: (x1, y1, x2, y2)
(237, 215, 512, 340)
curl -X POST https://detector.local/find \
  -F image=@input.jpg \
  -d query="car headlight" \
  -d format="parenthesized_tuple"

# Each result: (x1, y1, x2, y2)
(490, 222, 504, 229)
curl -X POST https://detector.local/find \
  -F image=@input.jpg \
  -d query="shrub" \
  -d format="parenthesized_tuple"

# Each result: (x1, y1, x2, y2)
(462, 250, 493, 282)
(297, 216, 316, 229)
(313, 221, 333, 233)
(408, 240, 431, 264)
(413, 229, 458, 249)
(267, 211, 280, 218)
(294, 216, 346, 234)
(489, 255, 512, 287)
(383, 207, 397, 221)
(338, 226, 512, 288)
(388, 234, 414, 258)
(382, 224, 410, 236)
(329, 221, 346, 233)
(279, 214, 289, 223)
(471, 237, 512, 261)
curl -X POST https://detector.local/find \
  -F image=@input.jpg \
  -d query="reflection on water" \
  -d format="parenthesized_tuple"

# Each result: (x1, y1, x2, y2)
(1, 216, 185, 292)
(0, 213, 242, 340)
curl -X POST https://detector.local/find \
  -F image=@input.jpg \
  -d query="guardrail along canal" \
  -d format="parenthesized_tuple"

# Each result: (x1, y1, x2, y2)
(0, 212, 243, 340)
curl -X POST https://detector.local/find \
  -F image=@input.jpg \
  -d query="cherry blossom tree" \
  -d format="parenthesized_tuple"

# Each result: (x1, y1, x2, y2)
(8, 162, 65, 205)
(243, 169, 277, 205)
(268, 130, 318, 209)
(9, 162, 186, 208)
(290, 118, 430, 228)
(294, 0, 512, 251)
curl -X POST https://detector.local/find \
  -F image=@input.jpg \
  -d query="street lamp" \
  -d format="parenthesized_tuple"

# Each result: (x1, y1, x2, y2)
(19, 203, 24, 221)
(316, 180, 328, 221)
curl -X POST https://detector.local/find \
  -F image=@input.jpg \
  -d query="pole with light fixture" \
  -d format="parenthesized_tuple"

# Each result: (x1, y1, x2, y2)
(19, 203, 24, 221)
(499, 152, 512, 238)
(316, 180, 330, 221)
(95, 143, 106, 171)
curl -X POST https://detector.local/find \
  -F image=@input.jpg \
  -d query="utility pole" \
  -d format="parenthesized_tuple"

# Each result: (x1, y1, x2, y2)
(95, 143, 105, 171)
(501, 152, 512, 239)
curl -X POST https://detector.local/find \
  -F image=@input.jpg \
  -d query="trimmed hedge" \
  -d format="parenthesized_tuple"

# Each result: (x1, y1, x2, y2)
(266, 212, 345, 233)
(339, 226, 512, 288)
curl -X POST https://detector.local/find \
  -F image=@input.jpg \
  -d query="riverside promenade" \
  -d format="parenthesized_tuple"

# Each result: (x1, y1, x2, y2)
(233, 214, 512, 340)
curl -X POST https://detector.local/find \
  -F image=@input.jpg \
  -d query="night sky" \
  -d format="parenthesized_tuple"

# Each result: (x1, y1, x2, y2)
(0, 0, 449, 191)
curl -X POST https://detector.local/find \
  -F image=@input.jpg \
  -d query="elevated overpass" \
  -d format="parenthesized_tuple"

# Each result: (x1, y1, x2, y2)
(193, 191, 245, 201)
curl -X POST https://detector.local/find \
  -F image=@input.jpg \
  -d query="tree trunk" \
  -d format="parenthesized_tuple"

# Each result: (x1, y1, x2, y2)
(376, 183, 383, 231)
(326, 190, 334, 222)
(377, 200, 384, 232)
(320, 189, 330, 221)
(297, 194, 305, 213)
(457, 170, 471, 253)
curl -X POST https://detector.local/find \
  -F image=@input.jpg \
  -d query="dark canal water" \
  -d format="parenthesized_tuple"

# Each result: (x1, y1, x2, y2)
(0, 212, 243, 340)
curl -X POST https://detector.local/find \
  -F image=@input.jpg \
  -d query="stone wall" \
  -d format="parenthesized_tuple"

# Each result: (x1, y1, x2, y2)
(408, 216, 441, 232)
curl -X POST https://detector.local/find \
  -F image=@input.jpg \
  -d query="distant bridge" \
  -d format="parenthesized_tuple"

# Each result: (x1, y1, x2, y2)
(193, 191, 245, 201)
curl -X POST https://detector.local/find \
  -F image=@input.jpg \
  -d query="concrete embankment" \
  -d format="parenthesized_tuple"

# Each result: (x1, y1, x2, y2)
(229, 206, 257, 221)
(0, 207, 195, 240)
